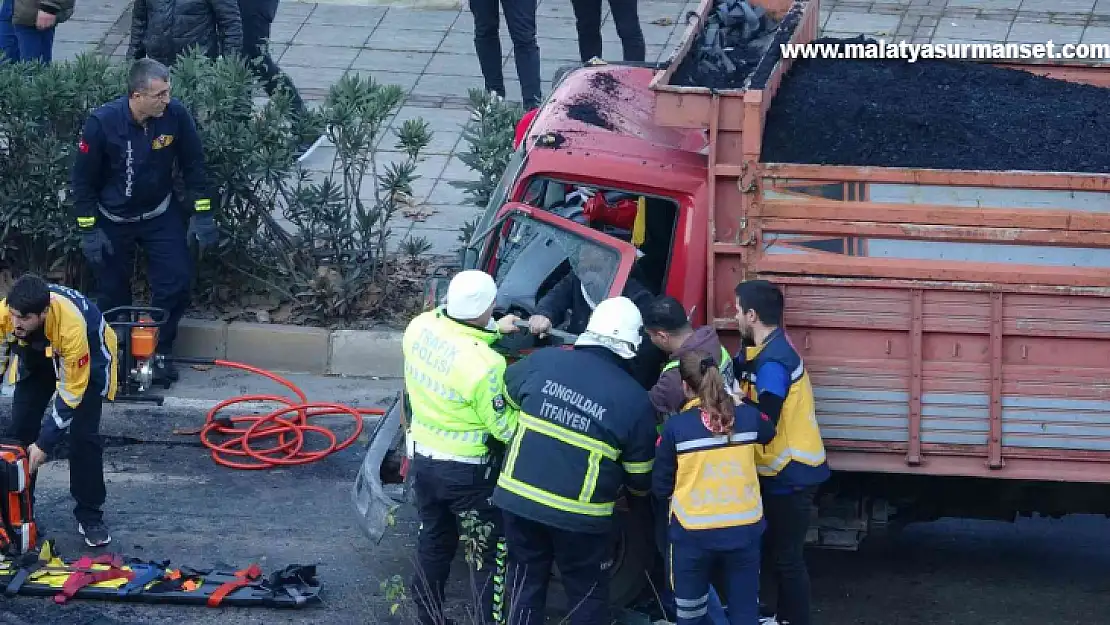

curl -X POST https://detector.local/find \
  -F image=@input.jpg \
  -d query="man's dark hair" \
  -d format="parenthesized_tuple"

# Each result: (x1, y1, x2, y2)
(734, 279, 784, 326)
(642, 295, 691, 331)
(129, 58, 170, 95)
(7, 274, 51, 315)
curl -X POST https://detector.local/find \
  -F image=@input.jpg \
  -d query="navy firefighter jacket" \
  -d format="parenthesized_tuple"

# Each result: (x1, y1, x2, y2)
(70, 96, 207, 224)
(653, 398, 776, 550)
(491, 345, 659, 535)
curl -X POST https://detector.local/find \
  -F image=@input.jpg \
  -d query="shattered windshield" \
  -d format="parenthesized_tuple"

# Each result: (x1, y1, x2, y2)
(492, 213, 620, 314)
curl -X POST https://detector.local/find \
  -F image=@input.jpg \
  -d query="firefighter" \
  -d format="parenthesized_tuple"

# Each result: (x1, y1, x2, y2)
(492, 296, 658, 625)
(70, 58, 219, 387)
(653, 350, 775, 625)
(733, 279, 830, 625)
(401, 269, 522, 625)
(0, 274, 118, 547)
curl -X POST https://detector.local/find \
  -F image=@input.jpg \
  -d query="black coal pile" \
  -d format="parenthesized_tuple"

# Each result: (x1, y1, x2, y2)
(670, 0, 782, 89)
(761, 37, 1110, 173)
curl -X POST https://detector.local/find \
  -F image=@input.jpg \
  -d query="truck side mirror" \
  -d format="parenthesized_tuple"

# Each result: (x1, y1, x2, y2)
(422, 265, 456, 311)
(458, 246, 479, 270)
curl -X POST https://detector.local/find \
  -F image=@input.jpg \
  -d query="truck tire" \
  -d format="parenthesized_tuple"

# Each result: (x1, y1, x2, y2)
(606, 495, 656, 608)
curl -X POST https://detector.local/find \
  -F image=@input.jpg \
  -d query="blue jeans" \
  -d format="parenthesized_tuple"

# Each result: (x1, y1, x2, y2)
(669, 539, 761, 625)
(0, 0, 55, 63)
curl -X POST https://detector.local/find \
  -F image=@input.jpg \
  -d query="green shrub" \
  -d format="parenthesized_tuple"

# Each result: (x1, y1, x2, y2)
(0, 51, 432, 327)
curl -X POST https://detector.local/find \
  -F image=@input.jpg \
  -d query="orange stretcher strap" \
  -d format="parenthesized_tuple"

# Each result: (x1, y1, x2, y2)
(206, 563, 262, 607)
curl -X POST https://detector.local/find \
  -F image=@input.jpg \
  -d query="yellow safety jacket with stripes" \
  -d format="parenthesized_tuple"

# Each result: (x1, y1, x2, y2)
(653, 397, 771, 548)
(738, 328, 830, 493)
(401, 308, 519, 459)
(491, 345, 659, 534)
(0, 283, 119, 453)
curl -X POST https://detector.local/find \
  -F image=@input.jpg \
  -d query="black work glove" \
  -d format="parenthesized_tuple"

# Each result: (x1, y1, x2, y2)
(79, 228, 114, 266)
(187, 212, 219, 251)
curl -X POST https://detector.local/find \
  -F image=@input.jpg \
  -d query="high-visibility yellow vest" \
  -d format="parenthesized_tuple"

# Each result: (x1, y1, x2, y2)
(739, 330, 827, 477)
(661, 345, 736, 389)
(667, 398, 764, 531)
(402, 308, 518, 458)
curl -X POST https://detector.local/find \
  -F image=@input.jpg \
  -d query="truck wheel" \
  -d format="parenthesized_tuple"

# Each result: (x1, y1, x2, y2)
(606, 495, 655, 608)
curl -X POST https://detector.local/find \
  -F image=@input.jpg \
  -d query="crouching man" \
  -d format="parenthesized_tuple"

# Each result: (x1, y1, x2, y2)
(0, 274, 118, 547)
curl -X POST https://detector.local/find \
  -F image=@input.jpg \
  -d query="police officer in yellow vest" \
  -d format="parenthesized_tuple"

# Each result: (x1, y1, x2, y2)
(653, 349, 775, 625)
(402, 269, 522, 625)
(734, 279, 830, 625)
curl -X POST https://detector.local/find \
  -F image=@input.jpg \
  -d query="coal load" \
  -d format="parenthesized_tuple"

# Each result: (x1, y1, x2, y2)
(761, 37, 1110, 174)
(670, 0, 780, 89)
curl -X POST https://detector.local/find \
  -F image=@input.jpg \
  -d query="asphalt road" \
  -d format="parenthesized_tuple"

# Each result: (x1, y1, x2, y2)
(2, 366, 1110, 624)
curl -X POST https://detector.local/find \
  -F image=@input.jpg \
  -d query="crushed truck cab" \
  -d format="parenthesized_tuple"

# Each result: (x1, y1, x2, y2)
(355, 0, 1110, 607)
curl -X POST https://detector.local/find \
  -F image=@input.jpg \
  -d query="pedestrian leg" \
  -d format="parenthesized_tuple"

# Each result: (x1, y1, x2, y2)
(68, 388, 108, 542)
(502, 511, 554, 625)
(446, 463, 507, 625)
(501, 0, 542, 109)
(0, 0, 19, 61)
(138, 211, 192, 383)
(241, 0, 306, 116)
(763, 487, 815, 625)
(668, 541, 712, 625)
(720, 539, 761, 625)
(469, 0, 506, 98)
(569, 0, 603, 62)
(551, 526, 610, 625)
(606, 0, 645, 61)
(13, 22, 54, 63)
(409, 458, 460, 625)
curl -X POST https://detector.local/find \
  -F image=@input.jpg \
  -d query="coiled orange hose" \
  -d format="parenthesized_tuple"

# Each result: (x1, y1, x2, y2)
(196, 360, 382, 470)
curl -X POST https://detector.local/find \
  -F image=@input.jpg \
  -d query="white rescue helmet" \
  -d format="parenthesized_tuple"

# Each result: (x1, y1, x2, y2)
(574, 296, 643, 359)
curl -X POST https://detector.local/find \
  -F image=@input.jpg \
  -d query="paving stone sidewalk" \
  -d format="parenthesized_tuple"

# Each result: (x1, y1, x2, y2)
(50, 0, 1110, 255)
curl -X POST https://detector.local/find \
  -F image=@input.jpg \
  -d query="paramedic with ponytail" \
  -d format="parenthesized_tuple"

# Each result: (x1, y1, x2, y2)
(652, 350, 775, 625)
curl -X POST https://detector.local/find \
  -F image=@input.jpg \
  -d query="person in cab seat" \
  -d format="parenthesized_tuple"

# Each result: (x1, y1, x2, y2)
(653, 350, 775, 625)
(733, 280, 830, 625)
(493, 296, 658, 625)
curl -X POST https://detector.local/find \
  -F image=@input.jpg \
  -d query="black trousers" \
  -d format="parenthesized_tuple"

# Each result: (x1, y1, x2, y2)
(94, 210, 192, 356)
(469, 0, 543, 109)
(502, 511, 610, 625)
(760, 486, 817, 625)
(6, 370, 106, 527)
(569, 0, 645, 63)
(410, 455, 506, 625)
(239, 0, 306, 116)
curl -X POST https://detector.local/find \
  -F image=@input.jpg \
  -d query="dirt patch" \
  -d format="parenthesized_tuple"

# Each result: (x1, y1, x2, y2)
(566, 97, 616, 131)
(670, 0, 784, 89)
(761, 36, 1110, 173)
(589, 71, 622, 98)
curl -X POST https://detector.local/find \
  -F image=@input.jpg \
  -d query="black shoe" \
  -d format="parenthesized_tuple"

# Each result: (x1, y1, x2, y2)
(78, 521, 112, 547)
(152, 354, 179, 385)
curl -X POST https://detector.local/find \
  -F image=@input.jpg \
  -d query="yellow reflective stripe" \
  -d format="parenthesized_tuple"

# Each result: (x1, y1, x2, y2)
(502, 426, 525, 476)
(411, 420, 488, 444)
(76, 216, 96, 228)
(621, 459, 654, 474)
(661, 346, 730, 373)
(497, 474, 614, 516)
(194, 198, 211, 211)
(671, 499, 764, 528)
(757, 446, 827, 475)
(519, 414, 618, 460)
(579, 451, 601, 502)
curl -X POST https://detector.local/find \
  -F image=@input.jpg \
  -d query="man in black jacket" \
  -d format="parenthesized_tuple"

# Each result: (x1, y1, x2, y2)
(70, 59, 219, 386)
(129, 0, 242, 67)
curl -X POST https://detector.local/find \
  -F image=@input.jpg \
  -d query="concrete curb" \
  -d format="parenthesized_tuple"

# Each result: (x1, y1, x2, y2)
(173, 318, 405, 378)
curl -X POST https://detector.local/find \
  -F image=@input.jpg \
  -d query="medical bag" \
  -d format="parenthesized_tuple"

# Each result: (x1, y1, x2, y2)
(0, 441, 37, 556)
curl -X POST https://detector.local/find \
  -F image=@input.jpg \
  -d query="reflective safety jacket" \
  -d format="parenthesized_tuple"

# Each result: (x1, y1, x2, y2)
(0, 284, 119, 452)
(652, 398, 773, 549)
(492, 345, 658, 534)
(401, 308, 519, 459)
(656, 339, 736, 414)
(738, 328, 831, 493)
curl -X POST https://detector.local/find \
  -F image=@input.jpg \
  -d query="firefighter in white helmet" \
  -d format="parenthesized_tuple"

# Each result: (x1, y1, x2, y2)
(491, 296, 658, 625)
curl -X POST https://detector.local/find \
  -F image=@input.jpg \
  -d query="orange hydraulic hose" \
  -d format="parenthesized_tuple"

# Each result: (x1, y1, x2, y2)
(196, 359, 382, 470)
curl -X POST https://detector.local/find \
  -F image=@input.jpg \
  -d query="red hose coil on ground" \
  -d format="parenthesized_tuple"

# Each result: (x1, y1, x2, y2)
(198, 359, 381, 470)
